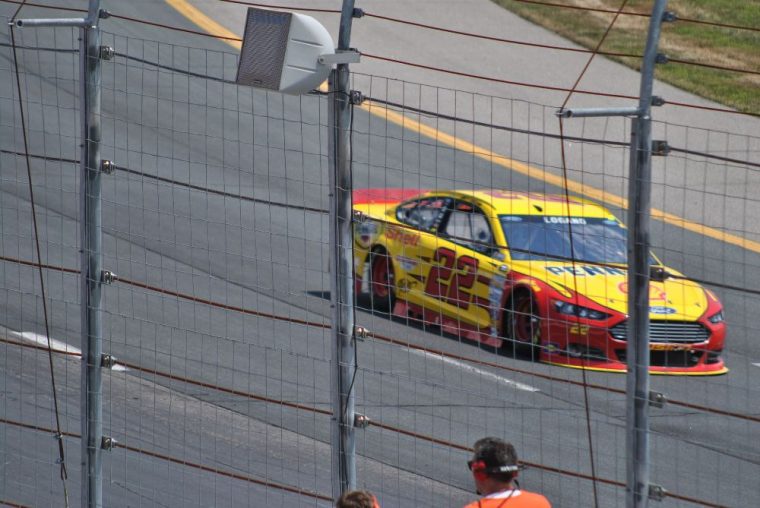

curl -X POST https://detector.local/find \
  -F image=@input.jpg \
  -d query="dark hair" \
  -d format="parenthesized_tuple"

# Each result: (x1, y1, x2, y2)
(473, 437, 519, 483)
(336, 490, 377, 508)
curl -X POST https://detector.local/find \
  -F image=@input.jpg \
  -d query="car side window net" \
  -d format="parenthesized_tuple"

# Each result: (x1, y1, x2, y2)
(396, 197, 449, 231)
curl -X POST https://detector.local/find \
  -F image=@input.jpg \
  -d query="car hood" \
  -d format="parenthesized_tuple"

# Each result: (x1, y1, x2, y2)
(512, 260, 708, 320)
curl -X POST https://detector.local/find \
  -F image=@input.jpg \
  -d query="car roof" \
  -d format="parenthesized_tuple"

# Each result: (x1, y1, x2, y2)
(429, 189, 615, 219)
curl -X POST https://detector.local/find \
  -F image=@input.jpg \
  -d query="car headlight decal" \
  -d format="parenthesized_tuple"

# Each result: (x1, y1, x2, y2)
(708, 310, 724, 324)
(553, 300, 610, 320)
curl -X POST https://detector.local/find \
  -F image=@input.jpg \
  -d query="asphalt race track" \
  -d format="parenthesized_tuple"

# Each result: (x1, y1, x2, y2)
(1, 1, 759, 507)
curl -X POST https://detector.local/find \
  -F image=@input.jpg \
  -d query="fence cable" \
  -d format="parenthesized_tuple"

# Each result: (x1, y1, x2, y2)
(2, 1, 757, 115)
(555, 2, 634, 504)
(8, 6, 70, 506)
(2, 255, 758, 424)
(0, 377, 732, 507)
(0, 416, 333, 502)
(509, 0, 760, 33)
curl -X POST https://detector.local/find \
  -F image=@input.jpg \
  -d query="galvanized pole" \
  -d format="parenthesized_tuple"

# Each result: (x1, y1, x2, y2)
(329, 0, 358, 499)
(80, 1, 104, 506)
(14, 6, 107, 506)
(626, 1, 668, 507)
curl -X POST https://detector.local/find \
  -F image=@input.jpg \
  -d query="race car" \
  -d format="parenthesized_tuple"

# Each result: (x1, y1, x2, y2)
(352, 188, 727, 375)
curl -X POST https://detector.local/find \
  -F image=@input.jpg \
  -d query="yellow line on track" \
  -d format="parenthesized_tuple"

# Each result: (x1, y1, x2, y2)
(165, 0, 760, 255)
(165, 0, 242, 48)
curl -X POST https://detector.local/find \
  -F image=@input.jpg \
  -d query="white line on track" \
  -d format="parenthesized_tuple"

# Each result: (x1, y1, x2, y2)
(11, 330, 128, 371)
(752, 363, 760, 368)
(408, 348, 540, 392)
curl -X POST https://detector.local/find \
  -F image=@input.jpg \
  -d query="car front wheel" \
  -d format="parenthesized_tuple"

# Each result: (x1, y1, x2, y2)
(506, 290, 541, 360)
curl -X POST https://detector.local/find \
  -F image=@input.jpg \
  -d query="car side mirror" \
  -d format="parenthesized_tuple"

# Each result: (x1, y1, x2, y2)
(650, 266, 669, 282)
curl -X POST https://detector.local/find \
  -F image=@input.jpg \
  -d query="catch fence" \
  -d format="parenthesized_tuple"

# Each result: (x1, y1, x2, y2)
(1, 3, 759, 508)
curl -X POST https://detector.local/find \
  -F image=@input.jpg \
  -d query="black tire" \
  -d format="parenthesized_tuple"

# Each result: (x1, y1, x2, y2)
(505, 290, 541, 360)
(368, 248, 395, 313)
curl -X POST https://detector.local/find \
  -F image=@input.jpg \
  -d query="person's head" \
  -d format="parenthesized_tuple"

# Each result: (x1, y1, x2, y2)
(336, 490, 380, 508)
(468, 437, 520, 495)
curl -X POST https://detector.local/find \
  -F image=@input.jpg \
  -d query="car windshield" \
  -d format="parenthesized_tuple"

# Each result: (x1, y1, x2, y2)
(500, 215, 634, 264)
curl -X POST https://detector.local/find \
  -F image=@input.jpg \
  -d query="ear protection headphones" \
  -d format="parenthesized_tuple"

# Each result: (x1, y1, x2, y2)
(468, 460, 521, 482)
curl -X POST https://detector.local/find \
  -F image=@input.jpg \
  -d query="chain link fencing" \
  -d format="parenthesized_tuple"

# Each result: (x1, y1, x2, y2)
(1, 17, 759, 508)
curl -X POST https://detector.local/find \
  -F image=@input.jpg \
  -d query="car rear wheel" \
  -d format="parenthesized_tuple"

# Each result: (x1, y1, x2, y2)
(506, 291, 541, 360)
(369, 248, 395, 313)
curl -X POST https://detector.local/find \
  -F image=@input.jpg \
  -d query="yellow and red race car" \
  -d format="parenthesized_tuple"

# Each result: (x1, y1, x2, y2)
(353, 188, 727, 375)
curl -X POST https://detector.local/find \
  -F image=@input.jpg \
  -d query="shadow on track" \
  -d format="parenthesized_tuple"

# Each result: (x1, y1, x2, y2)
(305, 290, 536, 362)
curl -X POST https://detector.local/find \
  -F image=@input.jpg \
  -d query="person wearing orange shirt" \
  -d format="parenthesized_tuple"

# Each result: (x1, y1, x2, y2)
(463, 437, 551, 508)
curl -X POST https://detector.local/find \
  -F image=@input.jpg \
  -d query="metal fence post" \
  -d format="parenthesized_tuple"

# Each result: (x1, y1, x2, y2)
(80, 1, 104, 506)
(12, 4, 105, 505)
(626, 1, 669, 506)
(555, 1, 669, 505)
(329, 0, 358, 498)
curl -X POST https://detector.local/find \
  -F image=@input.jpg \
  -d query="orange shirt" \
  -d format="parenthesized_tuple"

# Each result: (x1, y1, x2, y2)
(463, 489, 551, 508)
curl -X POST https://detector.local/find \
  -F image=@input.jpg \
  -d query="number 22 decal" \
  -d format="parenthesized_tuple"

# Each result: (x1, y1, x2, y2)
(425, 247, 479, 309)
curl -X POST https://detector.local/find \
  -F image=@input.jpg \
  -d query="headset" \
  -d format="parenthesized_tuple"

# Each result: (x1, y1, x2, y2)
(468, 460, 521, 483)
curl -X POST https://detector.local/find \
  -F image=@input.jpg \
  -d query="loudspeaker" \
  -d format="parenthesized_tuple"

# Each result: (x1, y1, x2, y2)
(236, 8, 333, 95)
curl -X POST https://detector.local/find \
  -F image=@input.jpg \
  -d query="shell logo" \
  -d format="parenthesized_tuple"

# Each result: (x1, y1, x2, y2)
(617, 282, 666, 301)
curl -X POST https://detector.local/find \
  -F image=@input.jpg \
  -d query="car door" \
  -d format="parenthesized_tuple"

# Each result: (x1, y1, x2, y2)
(391, 196, 451, 307)
(424, 200, 504, 334)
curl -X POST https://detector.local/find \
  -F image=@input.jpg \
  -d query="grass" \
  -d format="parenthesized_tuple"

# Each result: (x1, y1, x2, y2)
(490, 0, 760, 114)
